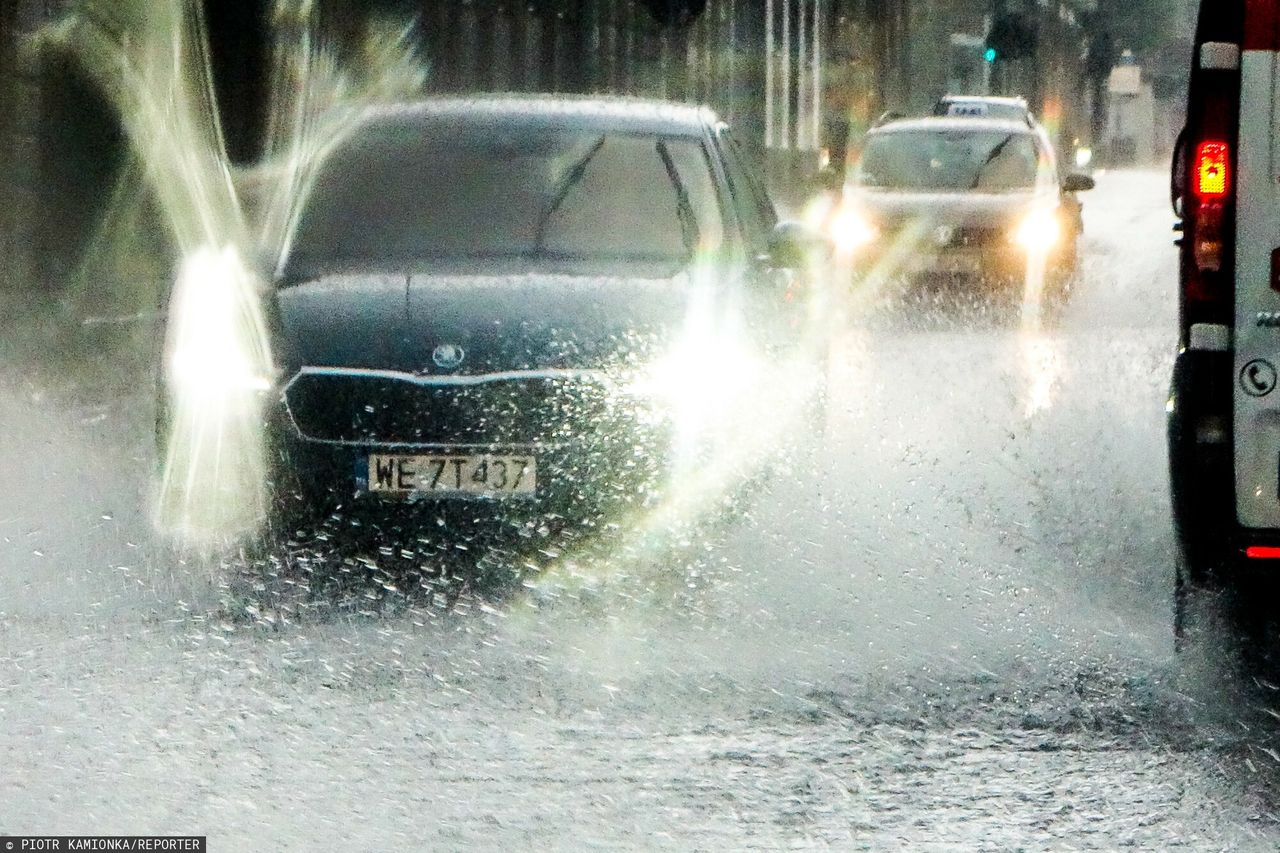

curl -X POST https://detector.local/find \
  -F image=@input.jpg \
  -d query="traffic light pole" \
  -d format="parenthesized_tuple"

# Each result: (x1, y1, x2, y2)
(989, 0, 1006, 95)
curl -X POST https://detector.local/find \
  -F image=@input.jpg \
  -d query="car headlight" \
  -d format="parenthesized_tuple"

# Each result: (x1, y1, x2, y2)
(166, 246, 275, 398)
(1014, 208, 1061, 252)
(630, 337, 756, 412)
(157, 245, 276, 544)
(828, 204, 879, 256)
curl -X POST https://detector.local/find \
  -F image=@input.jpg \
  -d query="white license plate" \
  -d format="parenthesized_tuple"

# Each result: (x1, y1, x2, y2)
(366, 454, 536, 496)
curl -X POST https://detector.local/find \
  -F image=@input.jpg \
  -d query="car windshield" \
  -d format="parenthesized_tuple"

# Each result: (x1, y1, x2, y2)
(286, 118, 725, 271)
(856, 129, 1042, 191)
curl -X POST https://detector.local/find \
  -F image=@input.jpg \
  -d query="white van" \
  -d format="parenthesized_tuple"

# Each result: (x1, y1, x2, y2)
(1169, 2, 1280, 627)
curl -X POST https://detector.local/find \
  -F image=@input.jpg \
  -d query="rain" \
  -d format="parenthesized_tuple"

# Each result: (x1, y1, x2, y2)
(4, 0, 1280, 849)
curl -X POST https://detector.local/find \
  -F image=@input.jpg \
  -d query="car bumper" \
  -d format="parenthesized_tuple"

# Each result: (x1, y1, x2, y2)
(265, 399, 668, 522)
(849, 245, 1071, 282)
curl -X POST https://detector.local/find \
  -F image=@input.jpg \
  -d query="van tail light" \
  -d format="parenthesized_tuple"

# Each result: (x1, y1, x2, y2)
(1186, 140, 1233, 286)
(1195, 201, 1225, 272)
(1193, 141, 1230, 198)
(1178, 0, 1242, 328)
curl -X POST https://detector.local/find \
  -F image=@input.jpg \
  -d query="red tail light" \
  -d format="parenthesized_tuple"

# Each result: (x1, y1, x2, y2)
(1178, 8, 1243, 328)
(1194, 141, 1230, 198)
(1189, 141, 1231, 274)
(1246, 546, 1280, 560)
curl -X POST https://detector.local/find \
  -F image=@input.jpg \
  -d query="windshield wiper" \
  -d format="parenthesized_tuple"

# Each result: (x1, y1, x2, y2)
(970, 134, 1016, 189)
(655, 138, 701, 259)
(535, 135, 607, 250)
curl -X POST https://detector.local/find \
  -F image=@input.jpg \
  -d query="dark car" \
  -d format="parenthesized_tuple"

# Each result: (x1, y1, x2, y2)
(827, 116, 1093, 296)
(241, 96, 828, 538)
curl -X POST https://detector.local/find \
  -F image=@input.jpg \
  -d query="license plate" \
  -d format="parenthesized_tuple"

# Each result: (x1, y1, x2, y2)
(365, 454, 536, 496)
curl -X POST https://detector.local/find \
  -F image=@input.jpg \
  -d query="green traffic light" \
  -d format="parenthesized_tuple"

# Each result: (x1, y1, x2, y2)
(984, 47, 998, 63)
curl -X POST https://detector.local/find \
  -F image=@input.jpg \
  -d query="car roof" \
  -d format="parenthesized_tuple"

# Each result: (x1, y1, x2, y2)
(940, 95, 1029, 108)
(360, 94, 722, 137)
(869, 116, 1037, 136)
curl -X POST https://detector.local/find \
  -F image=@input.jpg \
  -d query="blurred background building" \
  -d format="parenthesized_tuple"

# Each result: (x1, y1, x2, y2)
(0, 0, 1196, 297)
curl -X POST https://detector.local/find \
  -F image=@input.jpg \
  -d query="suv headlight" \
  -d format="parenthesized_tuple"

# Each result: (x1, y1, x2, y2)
(829, 205, 879, 255)
(1014, 208, 1061, 252)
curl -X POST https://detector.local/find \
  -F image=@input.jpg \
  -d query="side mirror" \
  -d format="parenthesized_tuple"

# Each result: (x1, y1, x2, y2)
(765, 221, 829, 269)
(1062, 173, 1096, 193)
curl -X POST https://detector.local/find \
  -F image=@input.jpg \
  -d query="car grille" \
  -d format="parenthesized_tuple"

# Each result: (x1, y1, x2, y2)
(943, 226, 1005, 248)
(880, 223, 1006, 249)
(283, 371, 626, 446)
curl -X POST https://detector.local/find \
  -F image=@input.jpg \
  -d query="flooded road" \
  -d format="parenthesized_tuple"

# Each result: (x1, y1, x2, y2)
(4, 170, 1280, 850)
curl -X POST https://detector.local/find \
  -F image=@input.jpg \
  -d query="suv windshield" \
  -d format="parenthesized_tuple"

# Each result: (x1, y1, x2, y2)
(856, 129, 1042, 191)
(286, 118, 725, 271)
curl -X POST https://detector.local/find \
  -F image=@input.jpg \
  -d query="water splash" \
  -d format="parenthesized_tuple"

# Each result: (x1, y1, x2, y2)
(254, 9, 428, 261)
(521, 253, 830, 599)
(159, 245, 274, 539)
(42, 0, 427, 545)
(44, 0, 828, 583)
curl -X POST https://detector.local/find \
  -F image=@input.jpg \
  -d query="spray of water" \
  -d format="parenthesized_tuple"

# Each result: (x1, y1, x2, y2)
(521, 254, 830, 599)
(43, 0, 831, 587)
(43, 0, 426, 546)
(46, 1, 1074, 609)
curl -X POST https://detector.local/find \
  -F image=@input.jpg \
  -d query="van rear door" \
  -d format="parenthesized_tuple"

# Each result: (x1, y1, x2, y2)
(1235, 1, 1280, 529)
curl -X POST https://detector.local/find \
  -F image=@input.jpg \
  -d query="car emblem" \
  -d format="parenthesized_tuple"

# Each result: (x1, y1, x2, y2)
(431, 343, 466, 370)
(934, 225, 955, 246)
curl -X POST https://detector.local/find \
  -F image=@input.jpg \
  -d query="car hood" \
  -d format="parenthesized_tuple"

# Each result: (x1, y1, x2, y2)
(847, 188, 1052, 230)
(274, 266, 697, 375)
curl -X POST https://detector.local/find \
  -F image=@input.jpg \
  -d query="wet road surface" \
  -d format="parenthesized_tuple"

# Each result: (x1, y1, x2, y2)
(4, 170, 1280, 850)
